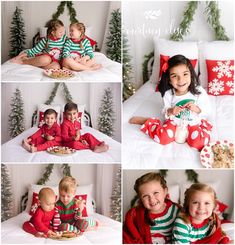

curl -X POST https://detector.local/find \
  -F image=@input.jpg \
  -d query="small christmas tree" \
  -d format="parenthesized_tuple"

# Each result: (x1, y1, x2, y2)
(106, 8, 121, 63)
(1, 164, 13, 222)
(110, 167, 121, 222)
(8, 88, 25, 138)
(123, 34, 135, 100)
(9, 6, 26, 58)
(98, 87, 115, 137)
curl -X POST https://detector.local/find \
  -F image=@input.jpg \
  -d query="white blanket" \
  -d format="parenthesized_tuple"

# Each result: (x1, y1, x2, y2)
(123, 81, 234, 169)
(1, 52, 121, 82)
(1, 211, 122, 244)
(1, 126, 121, 163)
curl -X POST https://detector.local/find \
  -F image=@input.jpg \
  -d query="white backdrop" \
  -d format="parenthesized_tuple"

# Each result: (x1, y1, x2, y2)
(123, 169, 234, 222)
(1, 1, 121, 63)
(123, 1, 234, 88)
(5, 163, 120, 217)
(1, 82, 121, 144)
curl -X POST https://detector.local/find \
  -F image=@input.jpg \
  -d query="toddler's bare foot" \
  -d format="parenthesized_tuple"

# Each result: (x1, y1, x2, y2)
(22, 140, 31, 152)
(93, 142, 109, 153)
(11, 56, 24, 64)
(129, 116, 148, 125)
(91, 64, 102, 70)
(34, 232, 47, 238)
(30, 146, 37, 153)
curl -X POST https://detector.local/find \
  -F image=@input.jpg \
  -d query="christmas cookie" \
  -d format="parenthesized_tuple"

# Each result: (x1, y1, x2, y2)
(47, 146, 76, 155)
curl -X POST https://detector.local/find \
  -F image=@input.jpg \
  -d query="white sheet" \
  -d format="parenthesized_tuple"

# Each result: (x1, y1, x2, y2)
(1, 126, 121, 163)
(1, 211, 122, 244)
(1, 52, 121, 82)
(123, 81, 234, 169)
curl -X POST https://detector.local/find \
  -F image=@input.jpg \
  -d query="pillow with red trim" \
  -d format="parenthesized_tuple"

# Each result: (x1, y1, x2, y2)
(214, 200, 229, 220)
(74, 194, 88, 217)
(37, 104, 61, 128)
(156, 54, 198, 91)
(206, 59, 234, 96)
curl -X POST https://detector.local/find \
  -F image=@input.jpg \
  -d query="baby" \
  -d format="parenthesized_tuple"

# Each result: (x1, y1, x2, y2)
(22, 109, 61, 152)
(23, 187, 60, 238)
(61, 102, 108, 152)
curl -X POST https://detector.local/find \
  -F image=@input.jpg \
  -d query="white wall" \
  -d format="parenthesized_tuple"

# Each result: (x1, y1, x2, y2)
(1, 1, 121, 63)
(1, 82, 121, 144)
(123, 1, 234, 88)
(123, 169, 234, 221)
(5, 163, 120, 217)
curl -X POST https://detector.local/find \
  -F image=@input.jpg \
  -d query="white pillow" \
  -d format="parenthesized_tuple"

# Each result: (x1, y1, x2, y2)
(25, 184, 58, 213)
(36, 104, 61, 127)
(198, 41, 234, 89)
(60, 104, 86, 128)
(168, 184, 180, 203)
(76, 184, 94, 215)
(179, 182, 219, 205)
(150, 38, 199, 83)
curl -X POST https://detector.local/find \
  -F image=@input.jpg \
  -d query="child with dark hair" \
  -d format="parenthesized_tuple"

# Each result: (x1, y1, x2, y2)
(61, 102, 108, 152)
(130, 54, 212, 151)
(22, 109, 61, 152)
(123, 172, 180, 244)
(172, 183, 230, 244)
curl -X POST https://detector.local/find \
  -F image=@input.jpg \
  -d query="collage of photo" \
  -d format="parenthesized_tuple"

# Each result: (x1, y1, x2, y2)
(1, 1, 234, 244)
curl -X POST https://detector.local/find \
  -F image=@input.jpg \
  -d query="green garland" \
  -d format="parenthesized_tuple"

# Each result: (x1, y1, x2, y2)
(37, 164, 54, 185)
(61, 82, 73, 102)
(62, 164, 72, 177)
(45, 83, 60, 105)
(52, 1, 78, 23)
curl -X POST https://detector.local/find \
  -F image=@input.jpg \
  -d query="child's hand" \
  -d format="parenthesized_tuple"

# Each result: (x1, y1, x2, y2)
(45, 135, 54, 141)
(167, 106, 183, 116)
(183, 102, 201, 114)
(47, 230, 57, 237)
(75, 198, 86, 213)
(26, 138, 32, 143)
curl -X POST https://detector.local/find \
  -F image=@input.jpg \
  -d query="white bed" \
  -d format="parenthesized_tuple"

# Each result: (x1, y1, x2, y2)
(123, 81, 234, 169)
(1, 52, 121, 82)
(1, 126, 121, 163)
(1, 211, 122, 244)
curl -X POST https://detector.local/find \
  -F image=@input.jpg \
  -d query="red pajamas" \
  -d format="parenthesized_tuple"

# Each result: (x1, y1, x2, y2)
(61, 118, 102, 150)
(141, 118, 212, 151)
(29, 122, 61, 151)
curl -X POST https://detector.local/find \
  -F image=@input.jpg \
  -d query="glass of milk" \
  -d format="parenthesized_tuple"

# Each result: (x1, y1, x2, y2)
(175, 109, 189, 144)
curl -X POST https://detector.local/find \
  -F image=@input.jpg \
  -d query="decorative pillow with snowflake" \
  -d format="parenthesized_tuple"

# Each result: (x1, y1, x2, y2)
(206, 59, 234, 96)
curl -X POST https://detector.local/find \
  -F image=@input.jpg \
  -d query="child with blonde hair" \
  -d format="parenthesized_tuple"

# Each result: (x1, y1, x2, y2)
(62, 22, 101, 71)
(172, 183, 230, 244)
(22, 109, 61, 153)
(23, 187, 61, 238)
(55, 176, 99, 233)
(12, 19, 66, 69)
(123, 172, 180, 244)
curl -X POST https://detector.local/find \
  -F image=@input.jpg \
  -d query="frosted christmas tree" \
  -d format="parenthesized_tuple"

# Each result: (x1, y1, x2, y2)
(110, 167, 121, 221)
(106, 8, 121, 63)
(8, 88, 25, 138)
(9, 6, 26, 58)
(1, 164, 13, 222)
(98, 87, 115, 137)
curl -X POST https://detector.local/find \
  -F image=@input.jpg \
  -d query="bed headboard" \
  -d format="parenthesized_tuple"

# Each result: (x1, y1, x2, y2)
(143, 52, 154, 83)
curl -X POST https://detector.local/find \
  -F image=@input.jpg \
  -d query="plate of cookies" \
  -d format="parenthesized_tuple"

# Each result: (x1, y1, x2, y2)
(200, 140, 234, 168)
(44, 69, 75, 79)
(50, 231, 80, 240)
(47, 146, 76, 156)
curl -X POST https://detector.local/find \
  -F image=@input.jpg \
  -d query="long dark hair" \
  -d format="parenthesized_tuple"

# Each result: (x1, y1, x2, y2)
(158, 54, 201, 97)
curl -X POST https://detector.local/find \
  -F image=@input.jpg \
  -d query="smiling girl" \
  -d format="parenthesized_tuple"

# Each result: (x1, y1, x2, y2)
(123, 172, 180, 244)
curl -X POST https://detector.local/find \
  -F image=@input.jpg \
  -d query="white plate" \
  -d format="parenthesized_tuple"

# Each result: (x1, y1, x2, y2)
(200, 140, 234, 168)
(44, 69, 75, 79)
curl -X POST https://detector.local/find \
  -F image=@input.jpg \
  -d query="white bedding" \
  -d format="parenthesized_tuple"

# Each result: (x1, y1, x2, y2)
(1, 211, 122, 244)
(1, 126, 121, 163)
(1, 52, 121, 82)
(123, 81, 234, 169)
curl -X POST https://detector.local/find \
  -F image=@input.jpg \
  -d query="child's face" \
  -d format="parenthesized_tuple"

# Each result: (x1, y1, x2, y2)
(189, 191, 215, 224)
(139, 180, 168, 214)
(59, 189, 76, 206)
(65, 109, 78, 123)
(40, 194, 56, 212)
(44, 113, 57, 127)
(69, 26, 82, 39)
(52, 26, 65, 39)
(169, 64, 191, 95)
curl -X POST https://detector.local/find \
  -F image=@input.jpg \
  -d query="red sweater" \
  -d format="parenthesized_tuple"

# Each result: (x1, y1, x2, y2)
(61, 118, 81, 143)
(29, 207, 56, 234)
(29, 122, 61, 142)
